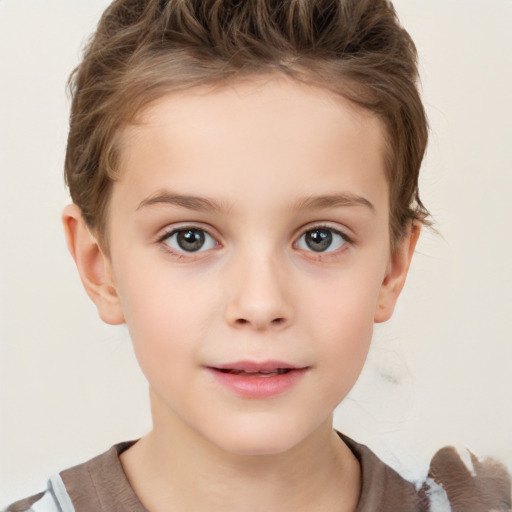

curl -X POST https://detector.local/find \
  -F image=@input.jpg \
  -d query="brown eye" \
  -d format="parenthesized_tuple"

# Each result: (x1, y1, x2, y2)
(163, 228, 217, 253)
(296, 227, 347, 253)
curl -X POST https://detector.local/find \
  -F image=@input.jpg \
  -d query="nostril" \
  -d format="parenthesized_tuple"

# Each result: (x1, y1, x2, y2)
(233, 317, 286, 327)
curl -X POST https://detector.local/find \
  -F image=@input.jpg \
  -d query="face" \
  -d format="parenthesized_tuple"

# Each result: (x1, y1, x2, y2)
(76, 77, 414, 456)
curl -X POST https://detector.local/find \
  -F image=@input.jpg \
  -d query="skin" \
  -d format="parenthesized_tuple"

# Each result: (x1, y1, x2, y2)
(63, 76, 419, 512)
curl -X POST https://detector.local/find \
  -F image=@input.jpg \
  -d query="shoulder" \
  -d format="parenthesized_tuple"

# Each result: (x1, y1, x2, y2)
(339, 433, 429, 512)
(58, 440, 145, 510)
(339, 432, 512, 512)
(4, 441, 142, 512)
(3, 474, 75, 512)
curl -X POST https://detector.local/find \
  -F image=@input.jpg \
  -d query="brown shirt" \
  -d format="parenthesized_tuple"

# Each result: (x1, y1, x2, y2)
(6, 434, 511, 512)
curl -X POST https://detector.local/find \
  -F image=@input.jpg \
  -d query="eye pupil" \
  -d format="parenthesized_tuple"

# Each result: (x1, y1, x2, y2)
(177, 229, 205, 251)
(305, 229, 332, 252)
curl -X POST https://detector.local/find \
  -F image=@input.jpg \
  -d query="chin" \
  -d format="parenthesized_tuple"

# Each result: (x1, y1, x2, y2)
(204, 416, 319, 457)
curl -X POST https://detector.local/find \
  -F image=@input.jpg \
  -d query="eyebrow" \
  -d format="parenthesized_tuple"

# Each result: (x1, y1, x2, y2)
(137, 190, 375, 214)
(137, 191, 228, 213)
(292, 193, 376, 213)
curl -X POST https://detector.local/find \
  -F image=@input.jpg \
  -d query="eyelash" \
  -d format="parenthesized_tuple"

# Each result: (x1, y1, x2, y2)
(156, 224, 353, 258)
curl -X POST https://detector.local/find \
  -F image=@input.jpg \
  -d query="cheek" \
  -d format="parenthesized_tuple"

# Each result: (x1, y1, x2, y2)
(117, 257, 226, 352)
(114, 264, 212, 380)
(117, 255, 215, 331)
(299, 270, 382, 388)
(302, 265, 382, 333)
(313, 293, 374, 372)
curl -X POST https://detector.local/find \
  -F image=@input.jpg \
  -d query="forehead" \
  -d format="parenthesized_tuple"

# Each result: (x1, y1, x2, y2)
(113, 76, 389, 217)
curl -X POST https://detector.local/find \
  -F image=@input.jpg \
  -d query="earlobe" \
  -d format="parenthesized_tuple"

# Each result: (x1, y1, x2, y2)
(374, 222, 420, 323)
(62, 204, 125, 325)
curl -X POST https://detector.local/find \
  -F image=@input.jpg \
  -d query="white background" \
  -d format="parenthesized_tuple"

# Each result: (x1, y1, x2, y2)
(1, 0, 511, 504)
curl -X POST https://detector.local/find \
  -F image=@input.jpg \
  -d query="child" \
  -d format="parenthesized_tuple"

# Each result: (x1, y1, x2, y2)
(4, 0, 511, 511)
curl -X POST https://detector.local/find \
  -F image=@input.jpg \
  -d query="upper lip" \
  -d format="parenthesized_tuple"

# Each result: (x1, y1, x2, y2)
(209, 360, 306, 372)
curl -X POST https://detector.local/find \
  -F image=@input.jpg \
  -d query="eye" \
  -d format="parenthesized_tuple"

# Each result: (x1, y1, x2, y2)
(296, 227, 348, 253)
(162, 228, 218, 253)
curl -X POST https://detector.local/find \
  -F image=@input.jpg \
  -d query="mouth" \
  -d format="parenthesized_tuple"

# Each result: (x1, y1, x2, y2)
(206, 361, 309, 398)
(216, 368, 293, 377)
(209, 360, 305, 375)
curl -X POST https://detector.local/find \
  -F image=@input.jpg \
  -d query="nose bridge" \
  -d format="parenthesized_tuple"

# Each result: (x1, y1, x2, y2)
(224, 241, 293, 330)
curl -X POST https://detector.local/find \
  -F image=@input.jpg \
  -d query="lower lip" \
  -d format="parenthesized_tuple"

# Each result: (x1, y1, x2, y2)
(207, 368, 308, 398)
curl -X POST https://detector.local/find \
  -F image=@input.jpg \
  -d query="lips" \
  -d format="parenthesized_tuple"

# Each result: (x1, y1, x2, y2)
(207, 361, 308, 398)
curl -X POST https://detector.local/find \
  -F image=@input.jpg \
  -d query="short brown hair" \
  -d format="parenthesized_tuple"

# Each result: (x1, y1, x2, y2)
(65, 0, 429, 250)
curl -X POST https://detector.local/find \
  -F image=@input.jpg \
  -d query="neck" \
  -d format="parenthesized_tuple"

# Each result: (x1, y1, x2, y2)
(121, 401, 360, 512)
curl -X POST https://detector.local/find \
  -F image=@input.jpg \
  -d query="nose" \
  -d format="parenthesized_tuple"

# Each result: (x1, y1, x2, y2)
(224, 251, 293, 331)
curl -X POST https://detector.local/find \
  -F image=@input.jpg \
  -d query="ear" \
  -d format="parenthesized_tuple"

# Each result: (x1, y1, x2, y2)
(62, 204, 125, 325)
(374, 222, 421, 323)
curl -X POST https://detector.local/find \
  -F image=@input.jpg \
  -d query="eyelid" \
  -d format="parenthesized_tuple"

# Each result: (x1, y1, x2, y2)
(300, 222, 353, 240)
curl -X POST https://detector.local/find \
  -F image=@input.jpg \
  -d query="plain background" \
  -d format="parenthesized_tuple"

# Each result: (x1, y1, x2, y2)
(1, 0, 511, 504)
